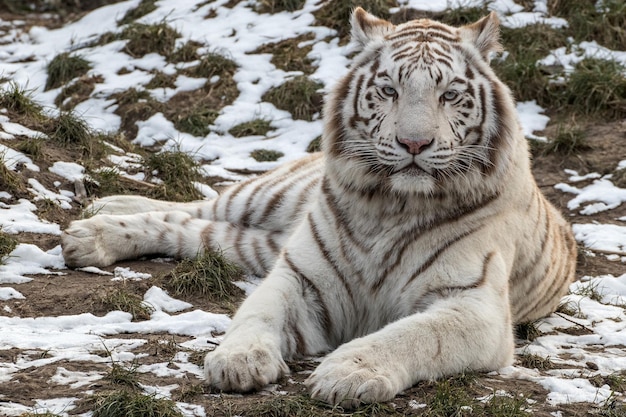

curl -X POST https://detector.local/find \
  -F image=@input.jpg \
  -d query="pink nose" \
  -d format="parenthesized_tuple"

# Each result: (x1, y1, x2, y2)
(397, 137, 433, 155)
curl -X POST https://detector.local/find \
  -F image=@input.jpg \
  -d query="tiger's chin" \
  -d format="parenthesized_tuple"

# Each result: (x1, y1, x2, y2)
(389, 167, 438, 196)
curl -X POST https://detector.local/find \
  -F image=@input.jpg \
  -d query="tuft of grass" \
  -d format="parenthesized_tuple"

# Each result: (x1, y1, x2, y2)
(0, 83, 46, 122)
(145, 148, 204, 202)
(171, 106, 218, 137)
(184, 51, 237, 80)
(172, 382, 206, 402)
(168, 40, 202, 63)
(262, 75, 323, 121)
(145, 71, 177, 90)
(15, 137, 45, 159)
(163, 250, 243, 301)
(120, 22, 180, 58)
(541, 124, 590, 156)
(19, 412, 64, 417)
(314, 0, 396, 39)
(85, 168, 127, 197)
(516, 321, 541, 341)
(229, 119, 273, 137)
(549, 0, 626, 51)
(424, 378, 475, 417)
(518, 352, 554, 371)
(306, 136, 321, 153)
(105, 362, 142, 389)
(255, 0, 306, 14)
(47, 111, 107, 159)
(118, 0, 157, 25)
(251, 395, 328, 417)
(596, 397, 626, 417)
(0, 153, 24, 196)
(45, 52, 91, 91)
(492, 24, 567, 105)
(91, 390, 183, 417)
(484, 394, 531, 416)
(102, 288, 154, 321)
(250, 149, 284, 162)
(253, 33, 316, 74)
(0, 231, 18, 264)
(574, 280, 604, 302)
(556, 58, 626, 120)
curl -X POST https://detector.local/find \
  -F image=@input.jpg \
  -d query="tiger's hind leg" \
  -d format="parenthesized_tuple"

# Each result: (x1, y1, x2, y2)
(61, 210, 284, 273)
(83, 195, 213, 217)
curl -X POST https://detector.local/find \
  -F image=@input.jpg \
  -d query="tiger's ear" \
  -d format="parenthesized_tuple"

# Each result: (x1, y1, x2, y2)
(460, 11, 503, 60)
(350, 7, 394, 49)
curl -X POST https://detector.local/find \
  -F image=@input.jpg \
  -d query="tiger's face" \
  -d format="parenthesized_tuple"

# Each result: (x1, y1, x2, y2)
(325, 9, 515, 196)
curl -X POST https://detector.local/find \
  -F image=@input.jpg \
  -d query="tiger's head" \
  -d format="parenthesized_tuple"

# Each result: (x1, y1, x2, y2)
(324, 8, 520, 197)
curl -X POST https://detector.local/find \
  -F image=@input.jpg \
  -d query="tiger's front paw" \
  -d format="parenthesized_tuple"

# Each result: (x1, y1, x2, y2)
(305, 347, 399, 409)
(204, 339, 289, 392)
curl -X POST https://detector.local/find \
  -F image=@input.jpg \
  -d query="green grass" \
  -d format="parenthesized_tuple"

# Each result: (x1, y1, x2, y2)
(184, 51, 237, 80)
(484, 394, 531, 416)
(118, 0, 157, 25)
(47, 111, 107, 160)
(0, 152, 24, 197)
(145, 148, 204, 201)
(91, 390, 183, 417)
(15, 137, 45, 159)
(162, 250, 243, 301)
(251, 149, 284, 162)
(306, 136, 322, 153)
(172, 106, 218, 137)
(518, 352, 554, 371)
(251, 395, 328, 417)
(314, 0, 396, 39)
(256, 0, 306, 14)
(0, 83, 46, 122)
(168, 40, 202, 63)
(493, 24, 567, 105)
(229, 118, 273, 137)
(105, 362, 142, 389)
(253, 33, 316, 74)
(556, 58, 626, 120)
(423, 378, 475, 417)
(262, 75, 323, 121)
(549, 0, 626, 51)
(120, 22, 180, 58)
(45, 52, 91, 91)
(102, 288, 154, 321)
(145, 71, 177, 90)
(0, 231, 18, 264)
(539, 124, 591, 156)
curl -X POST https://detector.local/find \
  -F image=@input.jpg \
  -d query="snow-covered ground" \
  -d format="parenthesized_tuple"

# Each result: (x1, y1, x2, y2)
(1, 0, 625, 415)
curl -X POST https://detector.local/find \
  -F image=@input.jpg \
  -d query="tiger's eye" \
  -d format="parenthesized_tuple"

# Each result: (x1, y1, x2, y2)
(382, 86, 397, 97)
(442, 91, 458, 101)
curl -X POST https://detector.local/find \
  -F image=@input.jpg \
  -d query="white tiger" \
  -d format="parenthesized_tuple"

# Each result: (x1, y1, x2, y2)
(62, 8, 577, 408)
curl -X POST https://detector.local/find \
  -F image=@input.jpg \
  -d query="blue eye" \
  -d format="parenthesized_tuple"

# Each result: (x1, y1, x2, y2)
(381, 86, 397, 97)
(442, 90, 458, 101)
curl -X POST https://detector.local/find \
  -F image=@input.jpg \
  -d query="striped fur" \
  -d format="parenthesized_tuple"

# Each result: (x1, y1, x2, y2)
(61, 8, 576, 408)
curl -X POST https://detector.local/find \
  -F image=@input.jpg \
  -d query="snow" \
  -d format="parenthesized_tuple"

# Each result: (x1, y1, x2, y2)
(0, 0, 625, 415)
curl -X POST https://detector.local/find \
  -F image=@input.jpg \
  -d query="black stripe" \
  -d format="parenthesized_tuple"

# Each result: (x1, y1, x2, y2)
(400, 224, 485, 291)
(283, 252, 333, 341)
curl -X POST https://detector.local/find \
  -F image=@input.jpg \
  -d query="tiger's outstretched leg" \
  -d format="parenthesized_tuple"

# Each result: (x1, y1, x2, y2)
(61, 211, 284, 274)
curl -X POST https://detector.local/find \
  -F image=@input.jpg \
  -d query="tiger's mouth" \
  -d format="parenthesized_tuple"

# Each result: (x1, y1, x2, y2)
(396, 162, 430, 176)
